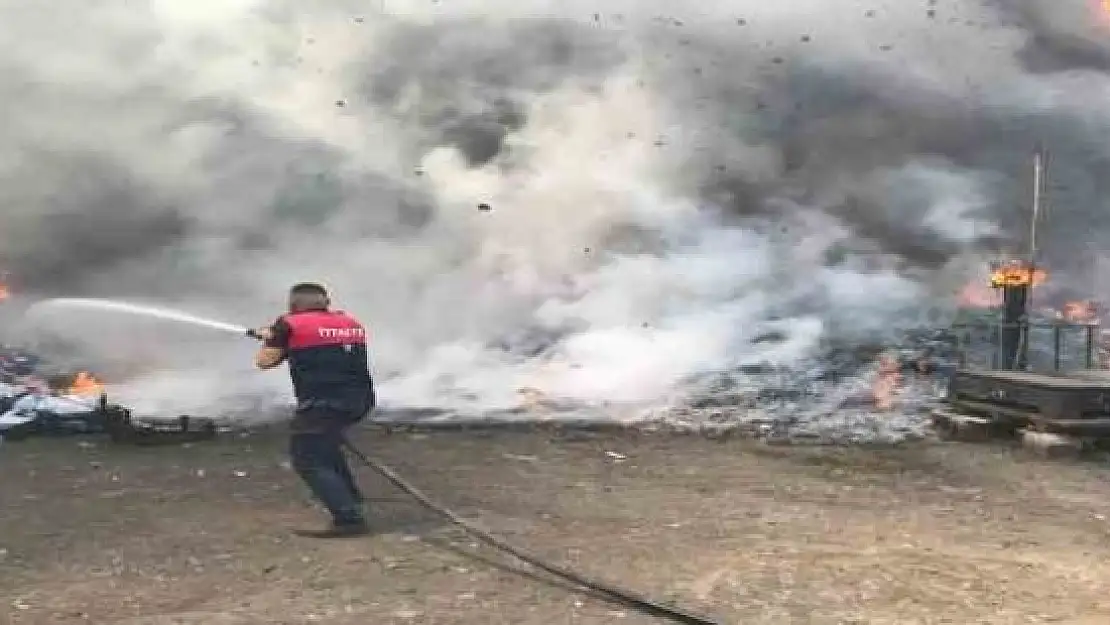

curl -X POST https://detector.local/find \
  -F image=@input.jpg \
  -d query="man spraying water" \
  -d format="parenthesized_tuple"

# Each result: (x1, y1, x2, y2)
(22, 291, 723, 622)
(250, 282, 377, 538)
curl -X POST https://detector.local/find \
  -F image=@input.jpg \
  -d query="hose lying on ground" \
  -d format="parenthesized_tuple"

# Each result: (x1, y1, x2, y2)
(341, 437, 722, 625)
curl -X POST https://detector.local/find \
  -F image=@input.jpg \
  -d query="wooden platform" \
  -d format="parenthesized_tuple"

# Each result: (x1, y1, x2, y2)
(931, 408, 995, 442)
(947, 368, 1110, 436)
(930, 368, 1110, 458)
(952, 369, 1110, 390)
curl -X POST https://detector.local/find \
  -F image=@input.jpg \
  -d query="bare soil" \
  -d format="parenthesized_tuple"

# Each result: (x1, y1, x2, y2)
(3, 427, 1110, 624)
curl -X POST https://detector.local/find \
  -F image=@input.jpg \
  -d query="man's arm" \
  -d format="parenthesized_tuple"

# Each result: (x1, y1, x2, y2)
(254, 318, 290, 370)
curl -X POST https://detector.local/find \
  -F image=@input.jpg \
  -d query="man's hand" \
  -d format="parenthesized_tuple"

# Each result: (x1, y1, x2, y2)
(252, 321, 287, 370)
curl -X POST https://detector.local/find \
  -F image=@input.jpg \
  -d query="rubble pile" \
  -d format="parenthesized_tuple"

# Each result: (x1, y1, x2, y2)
(0, 345, 109, 440)
(661, 369, 943, 445)
(363, 329, 960, 445)
(634, 326, 967, 444)
(1, 314, 1097, 447)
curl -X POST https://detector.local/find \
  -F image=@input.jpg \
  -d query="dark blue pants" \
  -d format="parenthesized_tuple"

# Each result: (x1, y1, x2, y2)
(289, 415, 365, 525)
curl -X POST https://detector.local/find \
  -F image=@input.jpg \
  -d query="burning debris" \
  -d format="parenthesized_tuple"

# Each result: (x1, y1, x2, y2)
(652, 334, 956, 445)
(0, 345, 216, 444)
(871, 353, 903, 412)
(1059, 300, 1098, 324)
(66, 370, 105, 396)
(0, 373, 109, 439)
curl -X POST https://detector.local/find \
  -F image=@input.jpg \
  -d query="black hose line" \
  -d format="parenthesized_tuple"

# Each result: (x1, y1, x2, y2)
(341, 437, 722, 625)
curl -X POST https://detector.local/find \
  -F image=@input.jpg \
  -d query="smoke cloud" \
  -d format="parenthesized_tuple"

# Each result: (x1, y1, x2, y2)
(5, 0, 1110, 419)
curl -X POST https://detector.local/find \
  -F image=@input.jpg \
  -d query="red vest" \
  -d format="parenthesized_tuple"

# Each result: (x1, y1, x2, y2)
(284, 310, 368, 350)
(281, 310, 373, 413)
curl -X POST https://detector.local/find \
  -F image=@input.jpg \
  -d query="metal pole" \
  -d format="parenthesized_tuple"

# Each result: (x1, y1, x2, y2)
(1086, 325, 1095, 369)
(994, 324, 1002, 369)
(1017, 150, 1045, 371)
(1030, 151, 1043, 266)
(1054, 324, 1061, 371)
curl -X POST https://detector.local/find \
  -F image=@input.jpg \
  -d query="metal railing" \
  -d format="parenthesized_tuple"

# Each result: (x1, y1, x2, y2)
(949, 321, 1100, 373)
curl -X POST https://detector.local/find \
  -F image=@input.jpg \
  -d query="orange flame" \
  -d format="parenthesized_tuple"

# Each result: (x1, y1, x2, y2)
(957, 281, 997, 308)
(989, 263, 1047, 288)
(1061, 300, 1098, 324)
(67, 371, 105, 396)
(0, 282, 8, 302)
(872, 354, 902, 412)
(957, 261, 1048, 308)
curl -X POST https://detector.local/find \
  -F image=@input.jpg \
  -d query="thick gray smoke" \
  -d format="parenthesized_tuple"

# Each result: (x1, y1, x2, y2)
(4, 0, 1110, 418)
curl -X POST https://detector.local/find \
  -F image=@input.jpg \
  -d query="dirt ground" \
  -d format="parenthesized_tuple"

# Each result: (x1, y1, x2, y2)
(3, 427, 1110, 625)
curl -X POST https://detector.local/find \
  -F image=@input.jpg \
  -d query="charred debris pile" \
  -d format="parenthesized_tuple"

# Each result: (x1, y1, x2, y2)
(660, 329, 956, 445)
(0, 344, 216, 444)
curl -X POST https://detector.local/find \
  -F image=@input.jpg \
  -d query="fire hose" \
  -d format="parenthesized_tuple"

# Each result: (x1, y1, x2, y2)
(245, 327, 719, 622)
(339, 437, 722, 624)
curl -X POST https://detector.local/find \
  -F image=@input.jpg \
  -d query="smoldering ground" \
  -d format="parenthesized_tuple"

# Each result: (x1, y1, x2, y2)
(4, 0, 1110, 419)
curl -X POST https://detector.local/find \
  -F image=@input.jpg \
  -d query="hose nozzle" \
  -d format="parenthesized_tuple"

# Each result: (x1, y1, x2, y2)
(246, 328, 262, 340)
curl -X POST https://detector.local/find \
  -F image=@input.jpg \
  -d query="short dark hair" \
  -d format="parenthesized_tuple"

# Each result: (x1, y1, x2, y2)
(288, 282, 330, 312)
(290, 282, 329, 297)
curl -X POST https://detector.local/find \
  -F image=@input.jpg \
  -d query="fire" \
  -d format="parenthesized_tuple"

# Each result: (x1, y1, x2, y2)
(957, 261, 1048, 308)
(1061, 300, 1098, 324)
(67, 371, 105, 396)
(0, 282, 8, 302)
(989, 263, 1047, 288)
(871, 354, 902, 412)
(957, 281, 996, 308)
(1099, 0, 1110, 25)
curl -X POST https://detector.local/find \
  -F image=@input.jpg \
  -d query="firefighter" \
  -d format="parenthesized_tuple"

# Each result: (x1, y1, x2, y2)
(252, 283, 376, 538)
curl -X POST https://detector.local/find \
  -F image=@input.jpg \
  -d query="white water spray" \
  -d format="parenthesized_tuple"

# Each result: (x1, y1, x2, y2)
(26, 298, 248, 336)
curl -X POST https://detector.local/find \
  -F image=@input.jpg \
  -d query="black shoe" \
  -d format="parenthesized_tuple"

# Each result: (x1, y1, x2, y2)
(293, 520, 371, 539)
